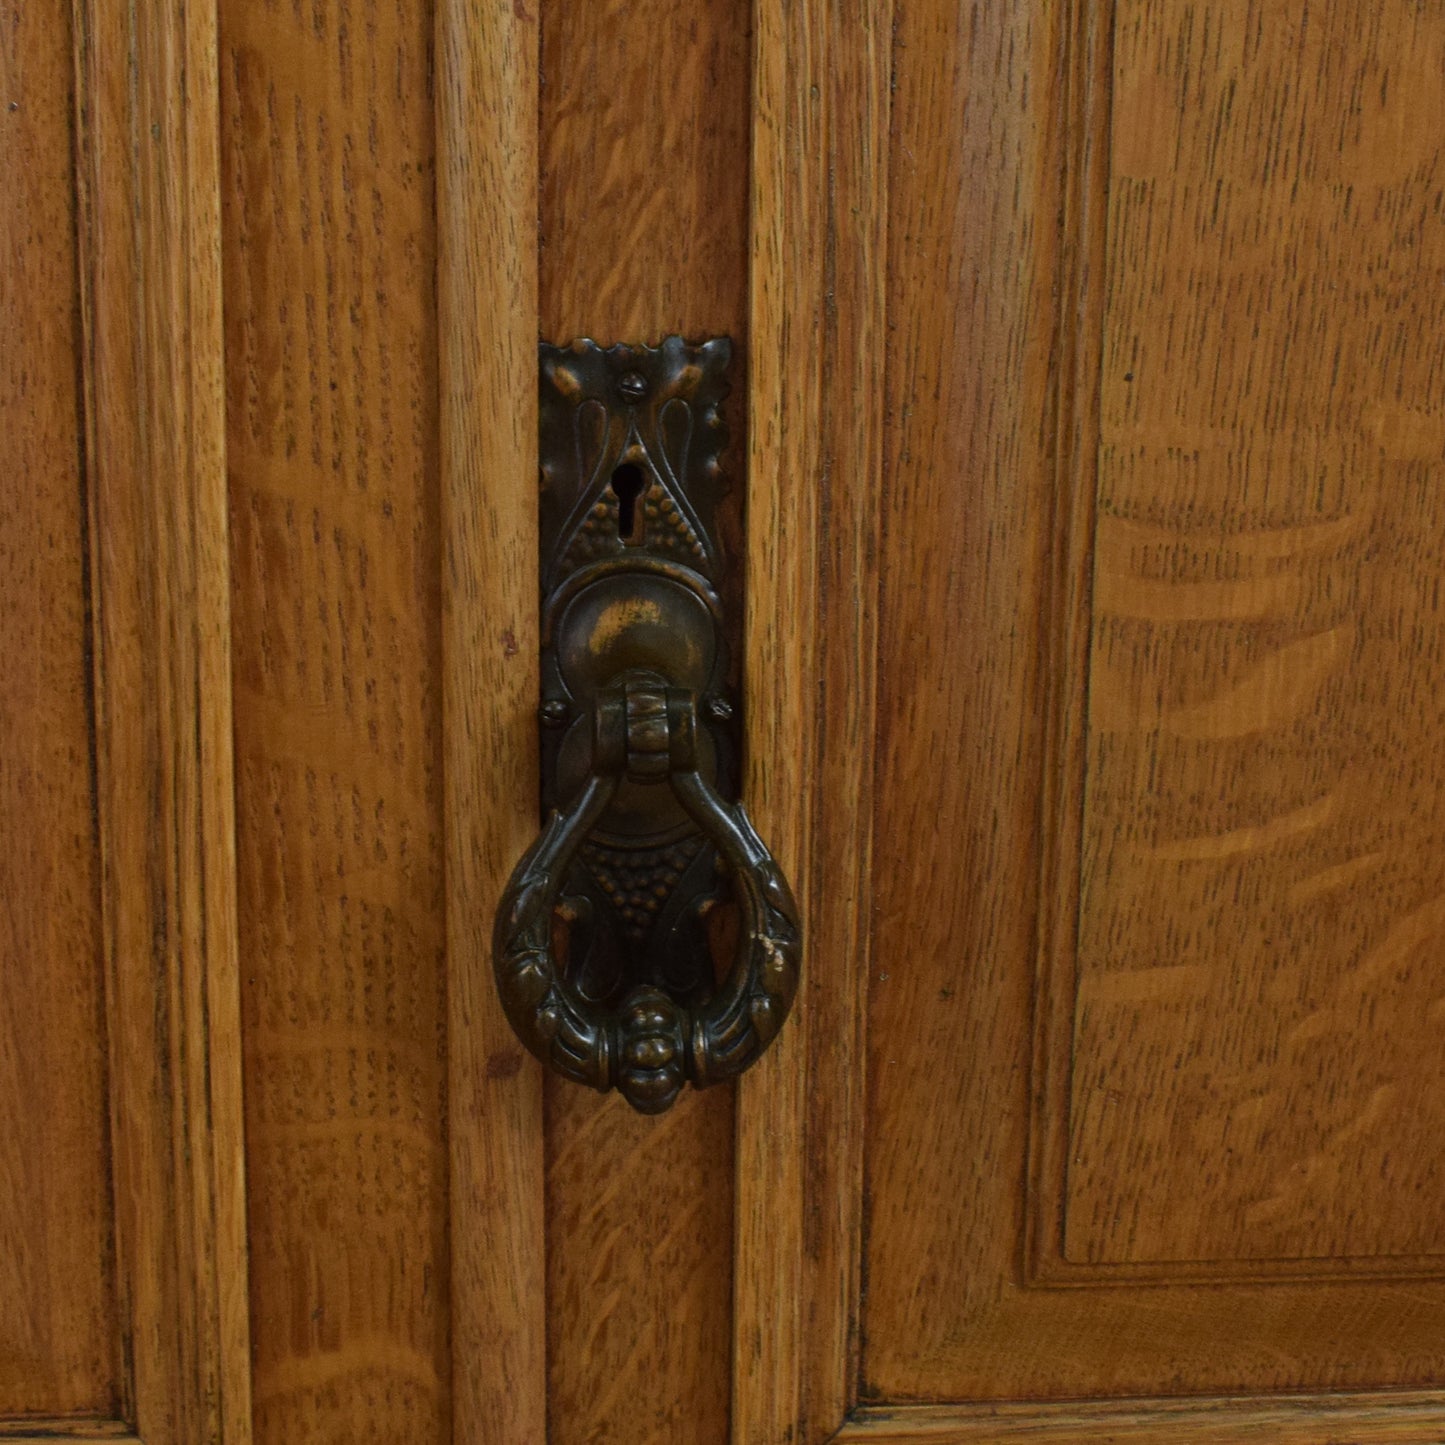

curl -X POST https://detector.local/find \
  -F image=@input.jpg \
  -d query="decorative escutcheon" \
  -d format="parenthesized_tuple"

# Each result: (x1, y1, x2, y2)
(491, 336, 801, 1114)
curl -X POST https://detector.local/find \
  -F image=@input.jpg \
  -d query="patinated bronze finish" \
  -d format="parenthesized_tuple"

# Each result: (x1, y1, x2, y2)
(491, 337, 800, 1113)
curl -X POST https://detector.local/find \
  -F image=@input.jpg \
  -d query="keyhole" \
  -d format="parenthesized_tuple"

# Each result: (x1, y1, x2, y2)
(609, 463, 646, 543)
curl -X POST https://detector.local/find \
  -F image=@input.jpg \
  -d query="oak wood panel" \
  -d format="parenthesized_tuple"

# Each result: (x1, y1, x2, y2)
(436, 0, 547, 1438)
(538, 3, 750, 1441)
(219, 1, 449, 1439)
(71, 0, 253, 1436)
(862, 0, 1445, 1409)
(0, 0, 115, 1415)
(733, 0, 889, 1439)
(1058, 0, 1445, 1271)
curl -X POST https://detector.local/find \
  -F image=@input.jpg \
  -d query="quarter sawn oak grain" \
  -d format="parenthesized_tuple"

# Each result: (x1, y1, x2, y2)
(1, 0, 253, 1436)
(863, 0, 1445, 1413)
(220, 1, 449, 1439)
(9, 0, 1445, 1440)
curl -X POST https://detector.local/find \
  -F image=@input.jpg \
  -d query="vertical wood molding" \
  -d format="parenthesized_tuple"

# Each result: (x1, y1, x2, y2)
(1025, 0, 1114, 1293)
(436, 3, 547, 1441)
(71, 0, 252, 1439)
(800, 2, 891, 1430)
(737, 1, 890, 1439)
(736, 2, 824, 1433)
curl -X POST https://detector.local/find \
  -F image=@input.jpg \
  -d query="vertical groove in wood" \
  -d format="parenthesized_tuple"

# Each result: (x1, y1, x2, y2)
(1, 0, 116, 1415)
(72, 0, 252, 1438)
(737, 0, 892, 1437)
(1027, 0, 1114, 1290)
(859, 0, 1064, 1399)
(436, 1, 547, 1442)
(806, 1, 891, 1429)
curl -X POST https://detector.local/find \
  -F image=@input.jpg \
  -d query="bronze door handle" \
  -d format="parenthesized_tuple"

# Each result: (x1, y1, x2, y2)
(490, 337, 801, 1114)
(494, 679, 800, 1114)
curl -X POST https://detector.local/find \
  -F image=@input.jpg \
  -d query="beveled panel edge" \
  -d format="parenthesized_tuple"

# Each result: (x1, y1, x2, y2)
(72, 0, 252, 1439)
(1022, 0, 1115, 1294)
(838, 1391, 1445, 1443)
(435, 0, 548, 1441)
(0, 1421, 135, 1442)
(0, 1438, 137, 1445)
(733, 1, 891, 1441)
(1030, 1250, 1445, 1290)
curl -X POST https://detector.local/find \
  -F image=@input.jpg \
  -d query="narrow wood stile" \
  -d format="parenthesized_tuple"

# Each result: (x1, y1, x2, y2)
(734, 0, 891, 1441)
(736, 0, 889, 1439)
(70, 0, 252, 1440)
(436, 1, 548, 1440)
(733, 0, 822, 1435)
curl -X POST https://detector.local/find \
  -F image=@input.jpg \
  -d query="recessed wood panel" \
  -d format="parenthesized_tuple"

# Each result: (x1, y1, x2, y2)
(0, 0, 116, 1415)
(864, 0, 1445, 1405)
(219, 1, 449, 1439)
(1058, 0, 1445, 1271)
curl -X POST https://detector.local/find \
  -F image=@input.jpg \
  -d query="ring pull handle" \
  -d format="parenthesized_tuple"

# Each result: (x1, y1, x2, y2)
(493, 680, 800, 1114)
(489, 336, 801, 1113)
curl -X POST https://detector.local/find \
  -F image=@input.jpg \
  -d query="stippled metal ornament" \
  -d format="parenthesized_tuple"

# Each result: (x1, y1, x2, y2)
(491, 337, 800, 1114)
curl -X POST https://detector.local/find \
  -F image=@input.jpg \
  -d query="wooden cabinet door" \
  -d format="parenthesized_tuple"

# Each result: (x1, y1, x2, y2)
(747, 2, 1445, 1439)
(6, 0, 1445, 1443)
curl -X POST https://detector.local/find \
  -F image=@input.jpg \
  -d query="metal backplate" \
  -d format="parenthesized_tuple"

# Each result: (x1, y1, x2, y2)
(538, 336, 737, 1013)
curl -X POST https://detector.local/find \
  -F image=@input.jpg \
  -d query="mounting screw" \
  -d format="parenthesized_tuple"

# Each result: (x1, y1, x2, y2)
(540, 699, 570, 727)
(704, 696, 733, 722)
(618, 371, 647, 401)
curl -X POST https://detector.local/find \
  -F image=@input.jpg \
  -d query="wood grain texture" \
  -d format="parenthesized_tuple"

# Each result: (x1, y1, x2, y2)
(72, 0, 253, 1437)
(863, 0, 1445, 1408)
(840, 1391, 1445, 1443)
(861, 0, 1062, 1403)
(538, 3, 749, 1442)
(0, 1429, 134, 1444)
(733, 0, 889, 1440)
(1057, 0, 1445, 1272)
(219, 0, 448, 1439)
(731, 0, 818, 1435)
(437, 0, 546, 1440)
(0, 0, 115, 1416)
(0, 1425, 135, 1444)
